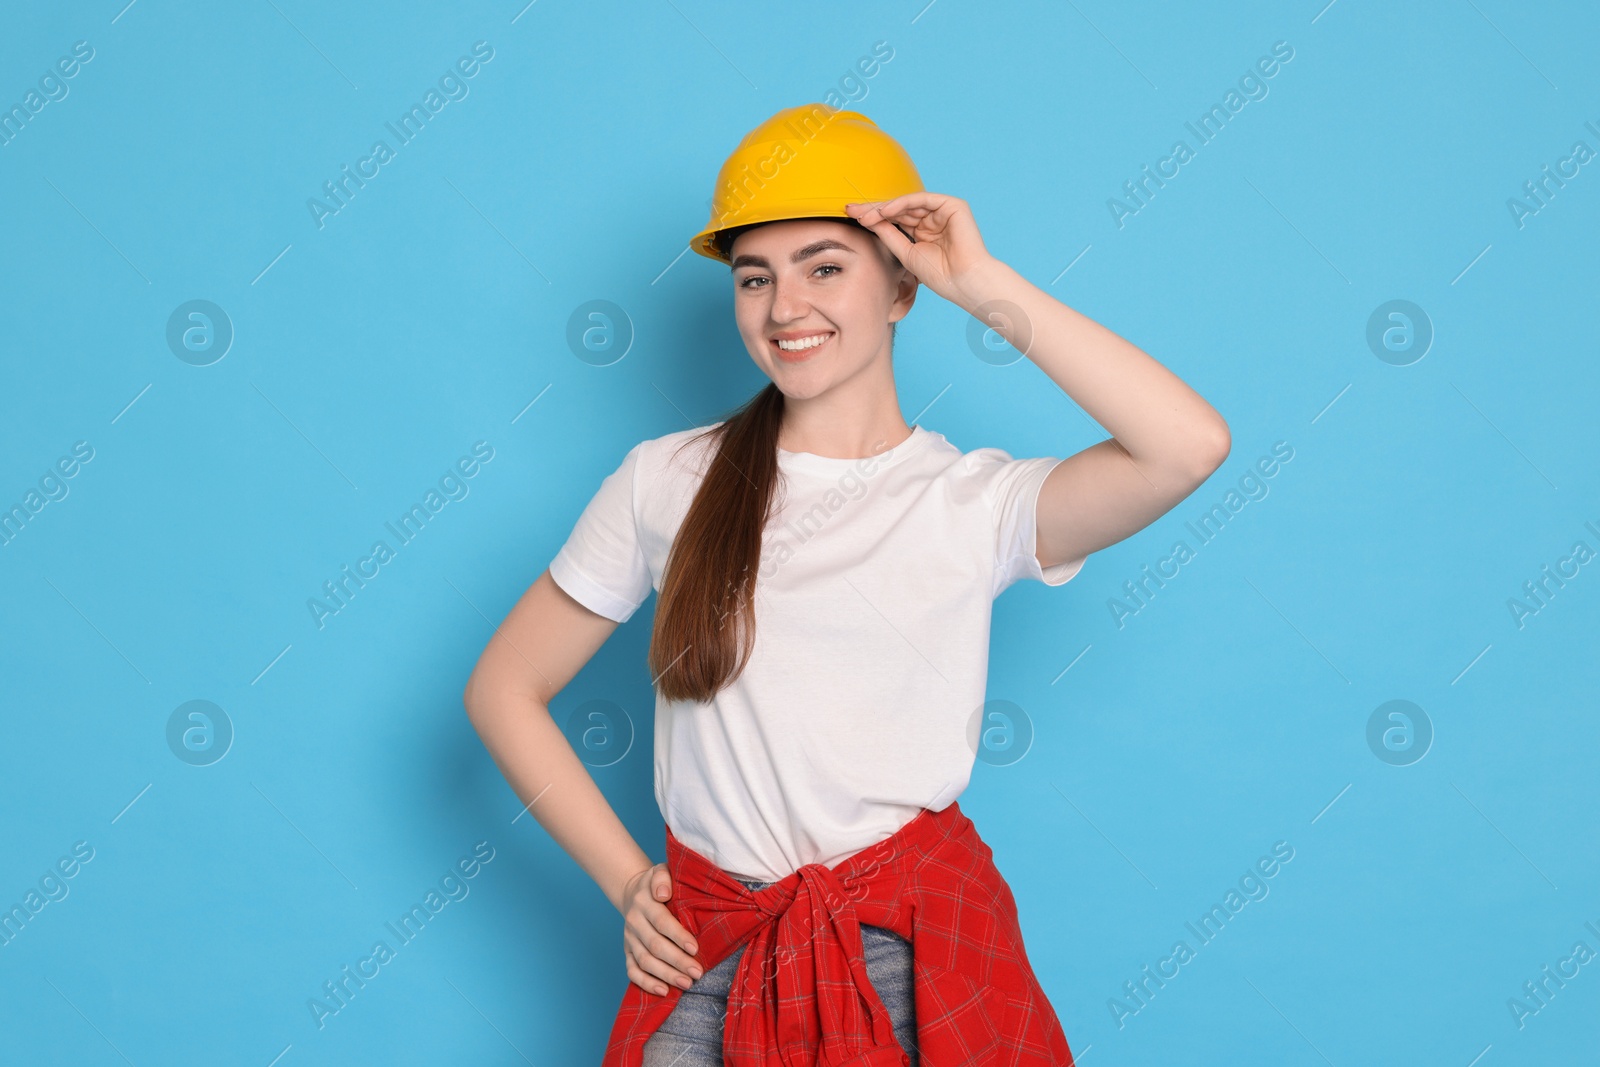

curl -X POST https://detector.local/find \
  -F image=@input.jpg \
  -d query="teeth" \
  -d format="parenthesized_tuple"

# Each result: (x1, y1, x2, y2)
(775, 334, 830, 351)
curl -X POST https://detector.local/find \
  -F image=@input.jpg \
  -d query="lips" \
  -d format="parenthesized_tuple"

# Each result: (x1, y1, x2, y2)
(770, 332, 833, 363)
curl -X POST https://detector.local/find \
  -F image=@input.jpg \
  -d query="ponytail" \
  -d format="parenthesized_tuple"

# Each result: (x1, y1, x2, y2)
(648, 384, 785, 702)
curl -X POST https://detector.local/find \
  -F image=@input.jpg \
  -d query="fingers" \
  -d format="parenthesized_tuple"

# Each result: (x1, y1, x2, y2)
(648, 898, 699, 956)
(625, 946, 678, 997)
(645, 868, 700, 967)
(849, 203, 929, 238)
(849, 195, 966, 248)
(623, 923, 703, 995)
(644, 901, 703, 975)
(847, 194, 971, 265)
(847, 204, 919, 263)
(850, 192, 964, 223)
(623, 898, 703, 997)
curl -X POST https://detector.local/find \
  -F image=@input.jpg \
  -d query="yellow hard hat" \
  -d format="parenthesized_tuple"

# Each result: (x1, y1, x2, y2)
(690, 104, 925, 264)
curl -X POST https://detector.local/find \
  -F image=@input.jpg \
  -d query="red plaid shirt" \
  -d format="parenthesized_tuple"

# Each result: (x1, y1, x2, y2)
(601, 800, 1077, 1066)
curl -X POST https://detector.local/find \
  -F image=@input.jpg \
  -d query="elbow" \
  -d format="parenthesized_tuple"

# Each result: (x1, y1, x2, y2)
(463, 672, 547, 727)
(462, 673, 485, 723)
(1207, 419, 1231, 468)
(1183, 419, 1231, 484)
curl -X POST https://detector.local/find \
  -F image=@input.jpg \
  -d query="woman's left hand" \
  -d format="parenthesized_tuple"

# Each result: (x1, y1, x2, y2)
(845, 193, 997, 309)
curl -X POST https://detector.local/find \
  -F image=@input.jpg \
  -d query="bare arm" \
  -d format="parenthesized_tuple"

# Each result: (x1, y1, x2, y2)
(462, 569, 705, 996)
(847, 194, 1232, 571)
(461, 569, 651, 913)
(956, 256, 1231, 570)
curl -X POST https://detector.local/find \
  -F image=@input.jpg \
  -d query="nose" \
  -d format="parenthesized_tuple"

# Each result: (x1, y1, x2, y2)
(767, 277, 811, 325)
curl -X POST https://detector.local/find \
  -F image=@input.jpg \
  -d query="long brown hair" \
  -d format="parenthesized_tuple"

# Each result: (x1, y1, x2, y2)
(647, 218, 898, 703)
(647, 383, 785, 703)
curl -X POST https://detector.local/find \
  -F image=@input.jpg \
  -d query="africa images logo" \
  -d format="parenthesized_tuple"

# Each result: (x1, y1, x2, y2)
(306, 41, 495, 230)
(307, 441, 494, 629)
(306, 842, 496, 1030)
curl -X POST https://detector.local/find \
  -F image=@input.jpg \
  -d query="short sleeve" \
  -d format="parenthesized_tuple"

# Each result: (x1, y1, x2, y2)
(979, 451, 1087, 598)
(547, 441, 653, 623)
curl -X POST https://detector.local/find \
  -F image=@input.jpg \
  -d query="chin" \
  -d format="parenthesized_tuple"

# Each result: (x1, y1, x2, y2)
(769, 376, 832, 402)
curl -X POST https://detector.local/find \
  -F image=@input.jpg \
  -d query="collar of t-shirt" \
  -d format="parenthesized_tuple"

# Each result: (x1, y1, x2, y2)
(774, 425, 935, 479)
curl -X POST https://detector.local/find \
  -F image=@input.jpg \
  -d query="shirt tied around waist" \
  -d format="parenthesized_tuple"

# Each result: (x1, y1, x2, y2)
(600, 800, 1078, 1067)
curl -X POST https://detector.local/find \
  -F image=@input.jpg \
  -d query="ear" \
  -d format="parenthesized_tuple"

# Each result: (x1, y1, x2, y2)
(888, 266, 920, 325)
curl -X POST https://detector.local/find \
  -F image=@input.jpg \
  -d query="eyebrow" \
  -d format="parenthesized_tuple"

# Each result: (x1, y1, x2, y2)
(730, 238, 858, 271)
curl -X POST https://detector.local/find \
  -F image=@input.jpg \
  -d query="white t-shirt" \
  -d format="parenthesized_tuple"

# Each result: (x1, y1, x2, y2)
(547, 423, 1086, 882)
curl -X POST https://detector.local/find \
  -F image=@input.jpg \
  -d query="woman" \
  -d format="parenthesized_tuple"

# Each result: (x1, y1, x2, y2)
(463, 105, 1230, 1065)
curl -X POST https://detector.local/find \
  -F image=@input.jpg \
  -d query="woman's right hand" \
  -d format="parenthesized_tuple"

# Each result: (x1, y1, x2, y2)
(621, 862, 704, 996)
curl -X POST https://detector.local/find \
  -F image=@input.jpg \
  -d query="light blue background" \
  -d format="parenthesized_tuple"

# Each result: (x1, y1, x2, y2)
(3, 1, 1597, 1064)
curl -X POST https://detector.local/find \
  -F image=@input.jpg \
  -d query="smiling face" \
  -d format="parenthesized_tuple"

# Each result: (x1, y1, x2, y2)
(727, 218, 919, 401)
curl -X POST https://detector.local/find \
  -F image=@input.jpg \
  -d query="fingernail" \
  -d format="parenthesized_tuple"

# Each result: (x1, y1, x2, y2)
(689, 966, 703, 979)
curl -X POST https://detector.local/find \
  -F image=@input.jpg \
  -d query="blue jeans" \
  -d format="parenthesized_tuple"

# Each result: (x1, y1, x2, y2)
(640, 878, 919, 1065)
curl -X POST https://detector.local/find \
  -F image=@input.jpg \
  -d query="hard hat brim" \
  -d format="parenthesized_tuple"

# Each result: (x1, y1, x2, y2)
(690, 199, 878, 263)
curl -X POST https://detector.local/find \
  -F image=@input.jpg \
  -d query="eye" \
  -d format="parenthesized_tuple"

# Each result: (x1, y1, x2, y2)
(737, 263, 844, 290)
